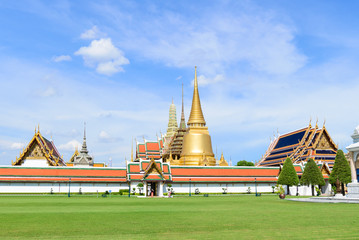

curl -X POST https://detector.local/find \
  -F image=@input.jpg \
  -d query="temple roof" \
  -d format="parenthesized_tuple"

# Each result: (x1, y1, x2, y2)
(13, 127, 66, 166)
(258, 122, 338, 168)
(72, 124, 93, 166)
(135, 136, 166, 161)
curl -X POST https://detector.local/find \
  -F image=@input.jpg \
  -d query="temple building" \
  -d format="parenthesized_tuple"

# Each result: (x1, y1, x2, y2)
(67, 125, 106, 167)
(162, 84, 187, 162)
(179, 66, 216, 166)
(163, 100, 178, 152)
(2, 66, 334, 196)
(12, 127, 66, 167)
(136, 67, 222, 166)
(67, 125, 94, 166)
(135, 136, 165, 161)
(346, 125, 359, 182)
(257, 121, 338, 168)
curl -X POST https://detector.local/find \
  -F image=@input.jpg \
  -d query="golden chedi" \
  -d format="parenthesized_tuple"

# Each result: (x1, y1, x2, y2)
(180, 67, 216, 166)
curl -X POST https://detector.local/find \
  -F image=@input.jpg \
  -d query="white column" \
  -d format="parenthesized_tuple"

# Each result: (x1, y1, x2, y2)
(351, 152, 358, 183)
(144, 182, 147, 197)
(159, 182, 164, 197)
(349, 152, 358, 183)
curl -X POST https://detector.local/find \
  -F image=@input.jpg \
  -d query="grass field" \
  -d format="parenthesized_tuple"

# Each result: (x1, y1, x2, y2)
(0, 194, 358, 240)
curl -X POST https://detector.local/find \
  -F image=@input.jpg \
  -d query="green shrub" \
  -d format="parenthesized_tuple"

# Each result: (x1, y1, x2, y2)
(237, 160, 255, 166)
(278, 157, 299, 195)
(300, 158, 325, 196)
(329, 149, 351, 195)
(119, 189, 129, 195)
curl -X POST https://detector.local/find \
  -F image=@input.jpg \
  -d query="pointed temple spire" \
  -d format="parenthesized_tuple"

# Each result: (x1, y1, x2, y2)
(187, 66, 206, 127)
(81, 122, 88, 154)
(179, 82, 186, 130)
(179, 66, 215, 166)
(166, 97, 178, 137)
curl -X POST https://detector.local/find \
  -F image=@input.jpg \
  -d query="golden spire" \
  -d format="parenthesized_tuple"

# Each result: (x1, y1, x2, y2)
(187, 66, 206, 126)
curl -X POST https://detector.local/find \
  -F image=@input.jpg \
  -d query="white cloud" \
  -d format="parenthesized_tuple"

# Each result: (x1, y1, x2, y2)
(195, 74, 224, 86)
(58, 140, 81, 151)
(52, 55, 72, 62)
(74, 38, 129, 76)
(98, 130, 122, 143)
(10, 142, 25, 150)
(99, 4, 306, 76)
(0, 140, 25, 150)
(99, 130, 110, 139)
(80, 26, 103, 40)
(39, 87, 56, 97)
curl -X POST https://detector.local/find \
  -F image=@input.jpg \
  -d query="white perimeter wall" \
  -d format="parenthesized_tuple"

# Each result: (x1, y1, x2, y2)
(287, 180, 332, 196)
(0, 182, 129, 193)
(0, 181, 331, 196)
(129, 181, 276, 195)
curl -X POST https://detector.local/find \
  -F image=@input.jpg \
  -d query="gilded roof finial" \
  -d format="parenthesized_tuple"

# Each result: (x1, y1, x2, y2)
(315, 117, 318, 128)
(187, 66, 206, 126)
(169, 151, 173, 161)
(38, 124, 40, 133)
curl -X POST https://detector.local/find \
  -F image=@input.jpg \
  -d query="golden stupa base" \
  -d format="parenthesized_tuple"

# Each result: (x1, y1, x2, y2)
(179, 155, 216, 166)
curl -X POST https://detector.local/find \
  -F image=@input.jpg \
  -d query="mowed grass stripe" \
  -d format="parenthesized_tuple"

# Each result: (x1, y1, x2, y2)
(0, 195, 358, 239)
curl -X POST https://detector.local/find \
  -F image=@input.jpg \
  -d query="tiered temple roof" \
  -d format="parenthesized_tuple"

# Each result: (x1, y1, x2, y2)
(127, 159, 172, 182)
(163, 84, 187, 161)
(67, 125, 106, 167)
(257, 122, 338, 168)
(12, 127, 66, 166)
(71, 124, 94, 166)
(135, 136, 165, 161)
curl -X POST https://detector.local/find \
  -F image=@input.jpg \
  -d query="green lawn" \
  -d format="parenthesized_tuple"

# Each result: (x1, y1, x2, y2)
(0, 195, 358, 239)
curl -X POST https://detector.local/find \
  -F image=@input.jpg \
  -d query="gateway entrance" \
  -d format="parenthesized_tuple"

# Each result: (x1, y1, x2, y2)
(147, 182, 158, 196)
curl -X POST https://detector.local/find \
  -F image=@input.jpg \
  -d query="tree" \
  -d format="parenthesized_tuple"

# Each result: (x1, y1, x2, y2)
(137, 182, 144, 195)
(277, 157, 299, 195)
(236, 160, 254, 166)
(329, 150, 351, 195)
(300, 158, 325, 196)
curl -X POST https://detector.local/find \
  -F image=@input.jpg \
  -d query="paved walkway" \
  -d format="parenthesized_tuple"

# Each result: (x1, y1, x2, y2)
(287, 196, 359, 204)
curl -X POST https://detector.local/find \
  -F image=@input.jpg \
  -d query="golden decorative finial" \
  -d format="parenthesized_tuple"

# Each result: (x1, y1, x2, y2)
(323, 119, 326, 127)
(38, 124, 40, 133)
(187, 66, 206, 126)
(169, 151, 173, 162)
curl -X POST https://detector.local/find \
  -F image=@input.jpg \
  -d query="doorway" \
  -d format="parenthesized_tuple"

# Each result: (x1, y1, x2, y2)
(147, 182, 158, 196)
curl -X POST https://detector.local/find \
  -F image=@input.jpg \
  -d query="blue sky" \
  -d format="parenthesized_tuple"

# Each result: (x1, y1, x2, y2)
(1, 0, 359, 166)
